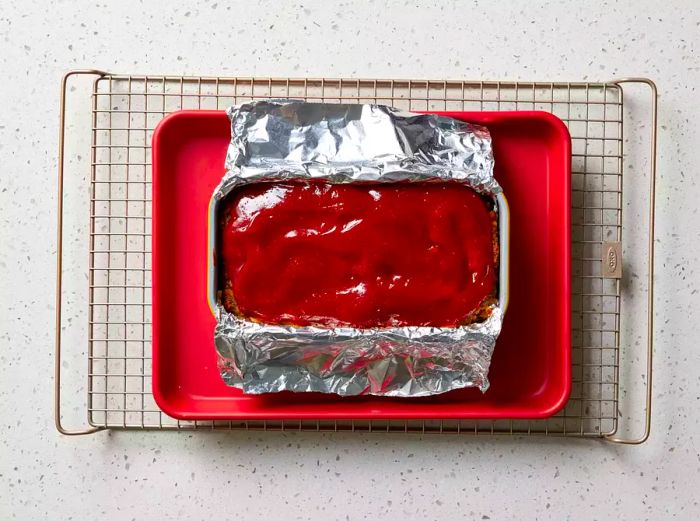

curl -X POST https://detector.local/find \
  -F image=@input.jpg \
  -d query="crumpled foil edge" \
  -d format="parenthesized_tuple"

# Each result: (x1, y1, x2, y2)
(215, 307, 502, 396)
(212, 100, 503, 396)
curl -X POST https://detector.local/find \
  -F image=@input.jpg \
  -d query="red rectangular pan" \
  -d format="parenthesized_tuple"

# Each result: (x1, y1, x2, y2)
(151, 109, 571, 420)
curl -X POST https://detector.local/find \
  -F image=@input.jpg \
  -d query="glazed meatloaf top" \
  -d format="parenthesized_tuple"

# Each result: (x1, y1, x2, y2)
(220, 180, 498, 328)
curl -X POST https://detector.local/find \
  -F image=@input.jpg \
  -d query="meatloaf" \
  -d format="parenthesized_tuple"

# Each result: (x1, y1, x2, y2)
(220, 180, 498, 328)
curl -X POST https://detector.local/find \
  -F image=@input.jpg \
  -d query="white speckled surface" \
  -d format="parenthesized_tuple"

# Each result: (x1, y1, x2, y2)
(1, 0, 699, 518)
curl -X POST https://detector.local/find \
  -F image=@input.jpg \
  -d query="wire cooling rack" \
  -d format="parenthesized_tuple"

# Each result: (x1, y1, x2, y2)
(55, 71, 656, 442)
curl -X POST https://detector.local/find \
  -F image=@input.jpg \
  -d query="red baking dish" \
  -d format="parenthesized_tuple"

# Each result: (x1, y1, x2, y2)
(152, 109, 571, 420)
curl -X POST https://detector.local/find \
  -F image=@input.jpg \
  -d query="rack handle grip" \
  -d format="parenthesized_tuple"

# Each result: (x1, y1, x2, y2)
(604, 78, 657, 444)
(55, 70, 107, 435)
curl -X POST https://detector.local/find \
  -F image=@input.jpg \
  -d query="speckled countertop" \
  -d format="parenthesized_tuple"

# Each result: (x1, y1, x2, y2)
(1, 0, 699, 519)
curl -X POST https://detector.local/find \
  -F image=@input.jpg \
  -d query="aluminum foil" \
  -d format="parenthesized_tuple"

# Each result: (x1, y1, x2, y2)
(213, 100, 503, 396)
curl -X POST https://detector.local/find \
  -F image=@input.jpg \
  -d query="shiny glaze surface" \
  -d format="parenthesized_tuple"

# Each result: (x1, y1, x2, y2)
(221, 181, 496, 328)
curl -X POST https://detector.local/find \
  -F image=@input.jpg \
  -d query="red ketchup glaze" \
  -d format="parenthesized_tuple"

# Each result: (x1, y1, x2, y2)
(221, 181, 496, 328)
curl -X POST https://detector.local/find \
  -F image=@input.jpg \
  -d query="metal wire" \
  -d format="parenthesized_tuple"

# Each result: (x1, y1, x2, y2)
(56, 72, 656, 439)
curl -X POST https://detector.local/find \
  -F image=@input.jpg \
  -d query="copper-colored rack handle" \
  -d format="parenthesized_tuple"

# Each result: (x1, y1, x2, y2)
(55, 69, 107, 435)
(604, 78, 657, 444)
